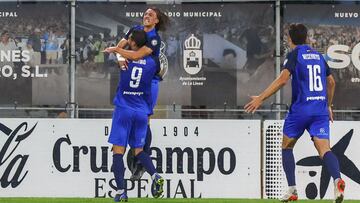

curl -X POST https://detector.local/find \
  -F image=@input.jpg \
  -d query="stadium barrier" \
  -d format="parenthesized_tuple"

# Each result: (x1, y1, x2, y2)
(263, 120, 360, 200)
(1, 118, 359, 200)
(0, 119, 261, 198)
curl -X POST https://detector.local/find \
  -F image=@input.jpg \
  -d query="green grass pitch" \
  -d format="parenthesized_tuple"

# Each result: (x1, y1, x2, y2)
(0, 198, 358, 203)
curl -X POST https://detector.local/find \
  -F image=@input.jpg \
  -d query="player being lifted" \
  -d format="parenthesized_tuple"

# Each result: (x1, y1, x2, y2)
(245, 24, 345, 203)
(105, 29, 164, 202)
(105, 6, 169, 180)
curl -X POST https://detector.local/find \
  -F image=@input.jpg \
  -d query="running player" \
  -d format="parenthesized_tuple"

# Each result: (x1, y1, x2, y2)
(244, 23, 345, 203)
(105, 29, 164, 202)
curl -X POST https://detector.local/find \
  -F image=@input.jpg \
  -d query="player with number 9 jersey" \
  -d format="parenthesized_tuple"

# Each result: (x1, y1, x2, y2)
(113, 56, 159, 116)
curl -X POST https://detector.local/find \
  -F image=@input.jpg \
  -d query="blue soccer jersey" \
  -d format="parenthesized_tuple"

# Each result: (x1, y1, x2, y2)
(125, 25, 163, 114)
(113, 55, 159, 115)
(125, 25, 161, 57)
(283, 45, 332, 116)
(109, 56, 158, 147)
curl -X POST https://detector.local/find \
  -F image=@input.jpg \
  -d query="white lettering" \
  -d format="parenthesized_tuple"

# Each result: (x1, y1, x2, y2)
(123, 91, 144, 96)
(327, 43, 360, 71)
(21, 66, 31, 77)
(11, 50, 22, 62)
(351, 78, 360, 83)
(0, 50, 11, 62)
(183, 12, 222, 18)
(132, 59, 146, 65)
(327, 45, 351, 69)
(0, 12, 18, 18)
(166, 12, 181, 17)
(21, 51, 30, 62)
(302, 54, 320, 60)
(125, 12, 144, 18)
(306, 96, 326, 101)
(334, 12, 359, 18)
(0, 51, 31, 62)
(1, 65, 13, 77)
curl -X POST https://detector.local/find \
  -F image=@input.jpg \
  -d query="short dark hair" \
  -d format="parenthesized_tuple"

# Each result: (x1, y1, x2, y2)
(129, 29, 147, 48)
(288, 23, 307, 45)
(147, 7, 169, 32)
(1, 30, 9, 37)
(223, 49, 237, 57)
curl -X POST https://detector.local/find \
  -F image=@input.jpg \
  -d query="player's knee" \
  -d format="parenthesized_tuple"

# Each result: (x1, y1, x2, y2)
(112, 145, 126, 155)
(313, 138, 331, 158)
(282, 135, 297, 149)
(282, 143, 294, 149)
(134, 148, 144, 156)
(318, 148, 331, 159)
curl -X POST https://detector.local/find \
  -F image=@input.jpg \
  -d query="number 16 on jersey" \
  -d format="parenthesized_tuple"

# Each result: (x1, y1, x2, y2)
(307, 64, 323, 92)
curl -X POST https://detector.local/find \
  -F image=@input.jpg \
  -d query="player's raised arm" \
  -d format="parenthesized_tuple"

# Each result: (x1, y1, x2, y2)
(116, 26, 135, 49)
(117, 38, 128, 49)
(244, 69, 290, 113)
(112, 45, 153, 61)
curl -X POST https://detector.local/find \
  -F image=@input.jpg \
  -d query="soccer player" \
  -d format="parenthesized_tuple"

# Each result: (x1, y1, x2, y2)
(244, 24, 345, 203)
(108, 6, 169, 180)
(105, 29, 164, 202)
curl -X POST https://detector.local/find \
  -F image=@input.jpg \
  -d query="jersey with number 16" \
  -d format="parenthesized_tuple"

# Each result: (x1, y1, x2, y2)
(283, 45, 332, 116)
(113, 55, 159, 115)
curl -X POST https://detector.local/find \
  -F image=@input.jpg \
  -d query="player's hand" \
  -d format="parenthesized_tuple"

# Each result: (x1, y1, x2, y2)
(117, 60, 127, 70)
(103, 47, 117, 53)
(244, 96, 263, 114)
(328, 106, 334, 123)
(115, 53, 129, 70)
(123, 59, 129, 69)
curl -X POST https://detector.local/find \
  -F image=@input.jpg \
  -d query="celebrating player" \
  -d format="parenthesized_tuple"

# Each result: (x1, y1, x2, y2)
(106, 29, 164, 202)
(104, 6, 169, 180)
(244, 24, 345, 203)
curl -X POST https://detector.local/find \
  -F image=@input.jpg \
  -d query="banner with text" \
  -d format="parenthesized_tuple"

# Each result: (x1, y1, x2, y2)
(283, 4, 360, 108)
(0, 2, 70, 107)
(264, 120, 360, 200)
(76, 2, 275, 108)
(0, 119, 261, 198)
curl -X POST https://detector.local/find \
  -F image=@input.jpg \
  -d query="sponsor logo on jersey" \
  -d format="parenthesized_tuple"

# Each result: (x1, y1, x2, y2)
(151, 39, 158, 46)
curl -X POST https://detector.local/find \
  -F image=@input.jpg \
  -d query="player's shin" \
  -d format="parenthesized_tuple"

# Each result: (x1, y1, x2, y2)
(280, 148, 298, 202)
(323, 151, 345, 203)
(135, 150, 156, 176)
(135, 149, 164, 198)
(113, 154, 126, 192)
(282, 149, 296, 187)
(323, 151, 341, 180)
(143, 125, 152, 154)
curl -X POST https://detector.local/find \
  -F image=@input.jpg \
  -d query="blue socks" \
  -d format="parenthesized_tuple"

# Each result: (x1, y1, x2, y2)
(282, 149, 340, 186)
(134, 125, 152, 165)
(136, 151, 156, 176)
(323, 151, 341, 180)
(143, 125, 152, 155)
(113, 154, 125, 190)
(282, 149, 296, 186)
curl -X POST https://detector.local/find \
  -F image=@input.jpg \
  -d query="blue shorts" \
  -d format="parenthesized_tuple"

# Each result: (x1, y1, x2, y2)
(149, 79, 159, 115)
(108, 107, 148, 148)
(283, 114, 330, 139)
